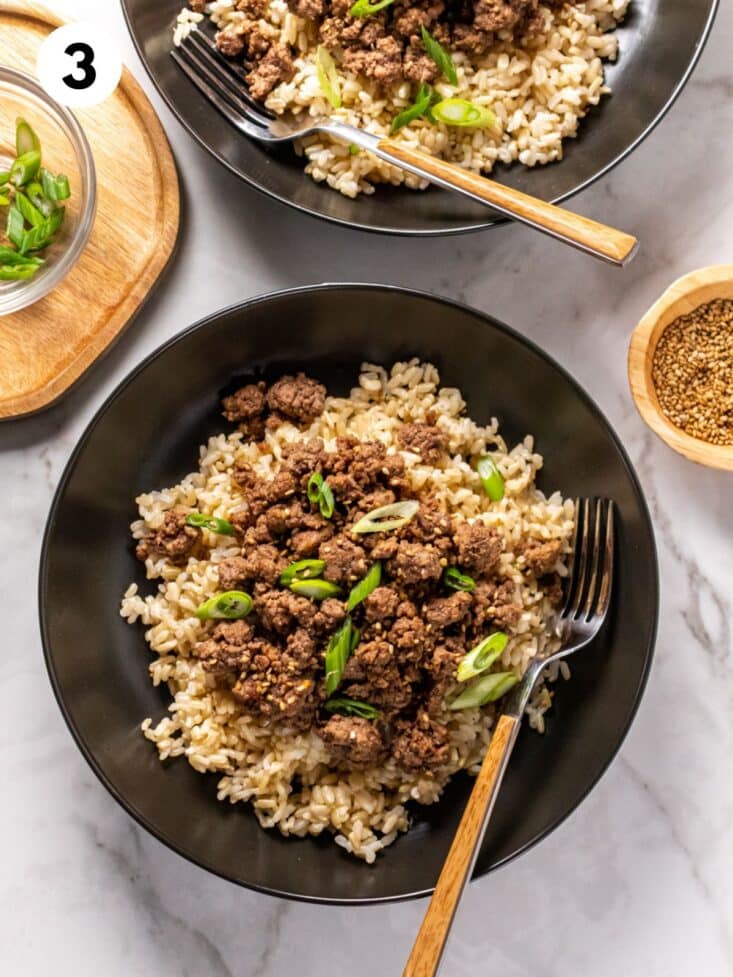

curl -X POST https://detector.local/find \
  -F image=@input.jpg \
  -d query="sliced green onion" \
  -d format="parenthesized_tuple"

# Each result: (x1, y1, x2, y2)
(319, 479, 335, 518)
(16, 118, 41, 156)
(443, 567, 476, 592)
(19, 207, 64, 254)
(9, 150, 41, 187)
(346, 562, 382, 611)
(195, 590, 253, 620)
(350, 624, 361, 652)
(6, 206, 25, 249)
(391, 83, 433, 134)
(289, 578, 341, 600)
(0, 194, 9, 207)
(316, 45, 341, 109)
(350, 0, 395, 16)
(476, 454, 505, 501)
(307, 471, 323, 503)
(430, 98, 496, 128)
(186, 512, 234, 534)
(14, 191, 44, 228)
(0, 245, 43, 266)
(0, 262, 41, 280)
(420, 25, 457, 85)
(40, 167, 71, 203)
(26, 181, 56, 218)
(0, 171, 10, 184)
(279, 558, 326, 585)
(53, 174, 71, 201)
(456, 632, 508, 683)
(325, 616, 354, 695)
(348, 144, 359, 155)
(352, 500, 420, 534)
(449, 671, 518, 710)
(324, 697, 381, 720)
(307, 470, 335, 519)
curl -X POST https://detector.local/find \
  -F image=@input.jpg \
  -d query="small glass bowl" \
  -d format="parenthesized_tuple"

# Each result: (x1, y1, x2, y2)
(0, 66, 96, 316)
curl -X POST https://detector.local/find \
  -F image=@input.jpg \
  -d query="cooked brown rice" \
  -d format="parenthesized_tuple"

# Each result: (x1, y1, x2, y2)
(174, 0, 628, 197)
(120, 361, 574, 861)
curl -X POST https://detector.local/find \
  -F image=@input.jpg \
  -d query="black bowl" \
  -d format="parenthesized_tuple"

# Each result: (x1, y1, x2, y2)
(121, 0, 717, 235)
(40, 285, 658, 903)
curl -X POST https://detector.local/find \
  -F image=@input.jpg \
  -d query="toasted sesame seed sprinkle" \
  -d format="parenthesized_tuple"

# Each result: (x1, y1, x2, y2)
(651, 298, 733, 446)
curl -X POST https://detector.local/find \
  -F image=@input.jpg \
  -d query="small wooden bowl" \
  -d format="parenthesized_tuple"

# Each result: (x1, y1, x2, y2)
(628, 265, 733, 471)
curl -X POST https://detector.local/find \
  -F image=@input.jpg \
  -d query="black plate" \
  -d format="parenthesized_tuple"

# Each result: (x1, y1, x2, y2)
(40, 285, 658, 903)
(121, 0, 717, 235)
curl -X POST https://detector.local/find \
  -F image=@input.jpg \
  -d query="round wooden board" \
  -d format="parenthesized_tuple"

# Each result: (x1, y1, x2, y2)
(0, 0, 180, 419)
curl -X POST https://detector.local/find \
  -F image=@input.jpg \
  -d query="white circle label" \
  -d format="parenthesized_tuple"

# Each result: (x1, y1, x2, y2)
(37, 23, 122, 109)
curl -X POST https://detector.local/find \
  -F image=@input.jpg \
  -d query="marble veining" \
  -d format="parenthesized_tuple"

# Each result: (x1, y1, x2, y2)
(1, 0, 732, 973)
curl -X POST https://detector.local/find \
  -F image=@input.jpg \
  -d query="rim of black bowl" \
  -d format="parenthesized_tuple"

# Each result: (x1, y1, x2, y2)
(120, 1, 718, 237)
(38, 284, 659, 904)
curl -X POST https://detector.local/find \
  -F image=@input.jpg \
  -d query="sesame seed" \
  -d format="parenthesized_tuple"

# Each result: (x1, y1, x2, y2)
(651, 298, 733, 445)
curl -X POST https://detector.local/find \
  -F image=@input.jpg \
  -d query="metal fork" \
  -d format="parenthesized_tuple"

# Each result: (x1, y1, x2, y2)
(402, 498, 615, 977)
(172, 33, 638, 265)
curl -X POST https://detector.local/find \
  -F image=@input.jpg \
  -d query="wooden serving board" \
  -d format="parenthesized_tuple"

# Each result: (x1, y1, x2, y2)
(0, 0, 180, 419)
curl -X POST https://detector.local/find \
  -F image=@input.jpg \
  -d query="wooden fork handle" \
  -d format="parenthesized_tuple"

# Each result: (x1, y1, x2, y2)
(376, 138, 638, 266)
(402, 714, 520, 977)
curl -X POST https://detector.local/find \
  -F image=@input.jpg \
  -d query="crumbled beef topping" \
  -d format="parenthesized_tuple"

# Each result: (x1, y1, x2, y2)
(398, 422, 448, 464)
(208, 0, 564, 99)
(135, 507, 202, 564)
(146, 373, 541, 772)
(522, 539, 563, 576)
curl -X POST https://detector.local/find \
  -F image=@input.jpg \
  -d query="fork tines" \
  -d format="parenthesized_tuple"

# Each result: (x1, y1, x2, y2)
(562, 498, 615, 623)
(172, 28, 274, 133)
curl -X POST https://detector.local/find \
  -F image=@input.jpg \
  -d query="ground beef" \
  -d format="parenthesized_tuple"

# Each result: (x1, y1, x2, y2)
(423, 639, 463, 713)
(390, 540, 444, 586)
(363, 586, 400, 622)
(135, 508, 201, 564)
(424, 591, 473, 630)
(319, 715, 387, 766)
(453, 521, 503, 576)
(540, 573, 564, 606)
(266, 373, 326, 425)
(221, 382, 266, 423)
(342, 639, 413, 714)
(281, 438, 327, 480)
(246, 43, 295, 100)
(256, 587, 318, 634)
(215, 26, 245, 58)
(472, 579, 523, 630)
(522, 539, 563, 576)
(219, 544, 286, 588)
(194, 619, 254, 675)
(392, 712, 450, 771)
(387, 613, 430, 661)
(319, 534, 368, 584)
(398, 422, 448, 463)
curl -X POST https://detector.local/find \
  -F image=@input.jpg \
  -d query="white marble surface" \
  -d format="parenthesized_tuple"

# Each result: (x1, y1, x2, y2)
(2, 0, 732, 973)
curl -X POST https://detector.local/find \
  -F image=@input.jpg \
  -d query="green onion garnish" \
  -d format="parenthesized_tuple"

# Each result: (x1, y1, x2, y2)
(14, 191, 44, 228)
(9, 150, 41, 187)
(6, 206, 25, 250)
(430, 98, 496, 128)
(325, 616, 354, 695)
(456, 632, 508, 683)
(346, 562, 382, 611)
(15, 118, 40, 156)
(289, 578, 341, 600)
(316, 45, 342, 109)
(0, 262, 42, 280)
(443, 567, 476, 592)
(391, 83, 434, 134)
(350, 0, 396, 16)
(352, 500, 420, 534)
(185, 512, 234, 535)
(420, 25, 457, 85)
(449, 671, 518, 710)
(18, 207, 64, 254)
(40, 167, 70, 202)
(324, 697, 381, 720)
(0, 245, 43, 266)
(476, 454, 505, 501)
(195, 590, 254, 620)
(307, 471, 335, 519)
(279, 559, 326, 585)
(0, 171, 10, 183)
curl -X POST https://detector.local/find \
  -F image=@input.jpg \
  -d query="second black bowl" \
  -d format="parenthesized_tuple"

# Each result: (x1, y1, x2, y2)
(40, 285, 657, 902)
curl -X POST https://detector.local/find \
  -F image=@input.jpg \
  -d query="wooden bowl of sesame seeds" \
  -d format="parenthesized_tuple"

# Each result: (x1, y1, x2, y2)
(628, 265, 733, 471)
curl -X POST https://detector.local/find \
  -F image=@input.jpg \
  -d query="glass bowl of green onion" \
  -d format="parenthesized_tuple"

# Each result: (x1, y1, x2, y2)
(0, 67, 96, 316)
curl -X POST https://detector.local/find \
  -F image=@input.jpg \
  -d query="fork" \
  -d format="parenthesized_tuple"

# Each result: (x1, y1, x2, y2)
(402, 497, 615, 977)
(172, 33, 637, 265)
